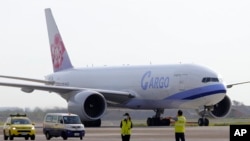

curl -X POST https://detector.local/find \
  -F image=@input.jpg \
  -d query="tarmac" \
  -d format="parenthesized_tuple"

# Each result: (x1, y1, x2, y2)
(0, 126, 229, 141)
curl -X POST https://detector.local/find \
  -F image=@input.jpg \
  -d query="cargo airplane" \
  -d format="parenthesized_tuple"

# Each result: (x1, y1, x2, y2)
(0, 8, 249, 127)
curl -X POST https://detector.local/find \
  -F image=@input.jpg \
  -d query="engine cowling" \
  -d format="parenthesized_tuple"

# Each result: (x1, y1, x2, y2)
(198, 95, 232, 118)
(68, 90, 107, 121)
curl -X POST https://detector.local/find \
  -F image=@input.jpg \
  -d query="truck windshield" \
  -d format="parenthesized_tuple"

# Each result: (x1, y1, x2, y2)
(11, 119, 31, 124)
(63, 116, 81, 124)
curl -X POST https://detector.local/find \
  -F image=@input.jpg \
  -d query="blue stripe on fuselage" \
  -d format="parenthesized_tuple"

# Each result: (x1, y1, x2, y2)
(165, 84, 226, 100)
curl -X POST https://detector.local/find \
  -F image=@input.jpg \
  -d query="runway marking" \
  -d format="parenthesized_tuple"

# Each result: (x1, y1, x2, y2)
(0, 126, 229, 141)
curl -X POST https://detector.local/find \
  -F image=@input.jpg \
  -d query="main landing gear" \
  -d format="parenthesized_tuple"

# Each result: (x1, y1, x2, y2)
(82, 119, 101, 127)
(147, 109, 170, 126)
(198, 106, 210, 126)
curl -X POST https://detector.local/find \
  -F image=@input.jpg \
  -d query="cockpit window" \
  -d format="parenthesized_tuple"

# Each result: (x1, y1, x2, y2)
(202, 77, 219, 83)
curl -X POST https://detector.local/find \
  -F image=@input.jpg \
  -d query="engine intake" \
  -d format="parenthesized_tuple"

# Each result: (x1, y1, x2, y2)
(198, 95, 232, 118)
(209, 95, 232, 118)
(68, 90, 107, 121)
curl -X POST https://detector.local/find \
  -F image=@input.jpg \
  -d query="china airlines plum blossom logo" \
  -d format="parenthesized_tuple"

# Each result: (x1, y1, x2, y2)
(51, 34, 65, 69)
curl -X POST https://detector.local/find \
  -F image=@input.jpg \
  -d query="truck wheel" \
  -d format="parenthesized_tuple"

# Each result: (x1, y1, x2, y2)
(46, 132, 51, 140)
(30, 135, 35, 140)
(62, 132, 67, 140)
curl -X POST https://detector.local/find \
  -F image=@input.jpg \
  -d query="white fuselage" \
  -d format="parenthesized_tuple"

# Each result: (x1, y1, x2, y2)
(46, 64, 227, 110)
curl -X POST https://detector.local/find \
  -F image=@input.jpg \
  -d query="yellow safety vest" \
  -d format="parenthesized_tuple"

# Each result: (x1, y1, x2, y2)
(121, 119, 132, 135)
(175, 116, 186, 133)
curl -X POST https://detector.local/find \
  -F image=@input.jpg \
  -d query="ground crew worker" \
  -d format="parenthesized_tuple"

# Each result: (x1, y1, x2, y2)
(168, 110, 186, 141)
(120, 113, 133, 141)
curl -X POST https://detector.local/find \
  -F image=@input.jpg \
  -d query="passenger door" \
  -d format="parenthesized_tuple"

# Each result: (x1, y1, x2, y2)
(50, 115, 60, 136)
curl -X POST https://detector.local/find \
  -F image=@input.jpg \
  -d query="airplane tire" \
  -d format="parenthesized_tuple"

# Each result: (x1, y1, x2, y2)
(198, 118, 209, 126)
(204, 118, 209, 126)
(83, 119, 101, 127)
(147, 117, 170, 126)
(161, 118, 170, 126)
(147, 118, 153, 126)
(198, 118, 203, 126)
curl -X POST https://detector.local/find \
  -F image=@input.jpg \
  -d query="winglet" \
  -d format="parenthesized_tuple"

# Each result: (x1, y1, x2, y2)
(45, 8, 73, 72)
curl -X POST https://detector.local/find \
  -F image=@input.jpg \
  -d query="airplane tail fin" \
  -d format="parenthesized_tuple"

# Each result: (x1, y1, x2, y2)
(45, 8, 73, 72)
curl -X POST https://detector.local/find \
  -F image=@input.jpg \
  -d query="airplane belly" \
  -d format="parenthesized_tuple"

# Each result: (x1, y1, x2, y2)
(123, 92, 226, 110)
(178, 93, 226, 108)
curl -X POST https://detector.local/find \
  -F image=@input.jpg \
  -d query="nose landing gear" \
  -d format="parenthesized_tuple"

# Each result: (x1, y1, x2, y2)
(198, 117, 209, 126)
(198, 106, 211, 126)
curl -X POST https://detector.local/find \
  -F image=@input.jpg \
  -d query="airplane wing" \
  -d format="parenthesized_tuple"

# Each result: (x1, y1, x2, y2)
(0, 75, 55, 85)
(0, 81, 135, 104)
(226, 81, 250, 88)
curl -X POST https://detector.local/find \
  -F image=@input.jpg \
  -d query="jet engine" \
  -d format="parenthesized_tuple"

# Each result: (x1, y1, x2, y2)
(68, 90, 107, 121)
(198, 95, 232, 118)
(208, 95, 232, 118)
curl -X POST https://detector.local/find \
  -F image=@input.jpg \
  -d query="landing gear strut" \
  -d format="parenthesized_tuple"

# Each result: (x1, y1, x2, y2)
(198, 106, 210, 126)
(147, 109, 170, 126)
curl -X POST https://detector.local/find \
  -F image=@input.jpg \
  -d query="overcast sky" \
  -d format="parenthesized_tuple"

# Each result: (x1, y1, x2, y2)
(0, 0, 250, 109)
